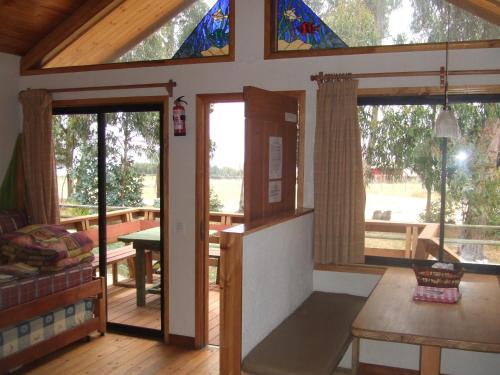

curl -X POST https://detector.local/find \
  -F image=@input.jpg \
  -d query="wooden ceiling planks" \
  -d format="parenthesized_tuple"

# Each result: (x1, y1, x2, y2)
(0, 0, 80, 55)
(446, 0, 500, 26)
(41, 0, 194, 69)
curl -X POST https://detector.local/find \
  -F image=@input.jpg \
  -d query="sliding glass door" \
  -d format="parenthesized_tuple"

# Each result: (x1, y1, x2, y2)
(53, 103, 164, 336)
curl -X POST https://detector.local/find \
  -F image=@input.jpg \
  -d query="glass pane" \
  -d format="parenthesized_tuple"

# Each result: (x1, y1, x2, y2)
(277, 0, 500, 52)
(105, 111, 162, 329)
(443, 103, 500, 265)
(359, 104, 441, 260)
(117, 0, 229, 62)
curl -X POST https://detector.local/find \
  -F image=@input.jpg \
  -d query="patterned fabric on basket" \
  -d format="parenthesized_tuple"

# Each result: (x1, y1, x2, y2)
(0, 225, 94, 269)
(413, 286, 461, 304)
(0, 210, 28, 235)
(0, 262, 39, 278)
(0, 299, 94, 358)
(0, 263, 93, 311)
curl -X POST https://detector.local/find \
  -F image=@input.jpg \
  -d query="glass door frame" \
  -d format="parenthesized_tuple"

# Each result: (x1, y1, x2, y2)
(53, 100, 167, 338)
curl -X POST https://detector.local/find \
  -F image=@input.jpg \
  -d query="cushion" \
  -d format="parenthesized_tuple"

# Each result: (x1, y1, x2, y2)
(242, 292, 367, 375)
(0, 210, 28, 235)
(0, 224, 94, 270)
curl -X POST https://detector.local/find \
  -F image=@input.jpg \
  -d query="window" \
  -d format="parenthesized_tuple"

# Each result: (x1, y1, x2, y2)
(266, 0, 500, 57)
(358, 96, 500, 272)
(118, 0, 232, 63)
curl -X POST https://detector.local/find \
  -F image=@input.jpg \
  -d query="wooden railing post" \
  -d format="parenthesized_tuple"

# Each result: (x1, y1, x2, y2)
(220, 229, 243, 375)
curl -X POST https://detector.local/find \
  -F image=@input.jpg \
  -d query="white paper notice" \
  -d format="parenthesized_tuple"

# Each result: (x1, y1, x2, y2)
(269, 136, 283, 179)
(269, 180, 282, 203)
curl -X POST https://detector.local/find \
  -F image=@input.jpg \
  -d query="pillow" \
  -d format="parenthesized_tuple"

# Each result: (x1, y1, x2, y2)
(0, 224, 94, 266)
(0, 210, 28, 235)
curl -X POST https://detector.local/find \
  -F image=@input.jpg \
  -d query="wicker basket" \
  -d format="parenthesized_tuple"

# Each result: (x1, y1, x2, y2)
(413, 266, 464, 289)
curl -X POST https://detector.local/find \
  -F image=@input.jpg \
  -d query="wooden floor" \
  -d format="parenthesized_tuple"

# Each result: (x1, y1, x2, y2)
(20, 333, 219, 375)
(208, 286, 220, 346)
(108, 285, 162, 329)
(107, 285, 220, 346)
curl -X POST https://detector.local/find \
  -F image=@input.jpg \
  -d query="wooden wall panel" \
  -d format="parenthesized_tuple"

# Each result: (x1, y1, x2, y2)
(244, 86, 298, 224)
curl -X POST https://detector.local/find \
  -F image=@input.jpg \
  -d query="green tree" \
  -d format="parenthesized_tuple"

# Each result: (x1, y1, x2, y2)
(117, 1, 210, 62)
(209, 139, 223, 212)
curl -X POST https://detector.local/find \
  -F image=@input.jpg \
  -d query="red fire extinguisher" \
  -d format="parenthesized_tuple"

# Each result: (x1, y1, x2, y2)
(173, 96, 187, 136)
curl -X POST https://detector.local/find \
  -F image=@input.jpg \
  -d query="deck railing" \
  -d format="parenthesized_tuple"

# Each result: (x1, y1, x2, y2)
(60, 206, 498, 262)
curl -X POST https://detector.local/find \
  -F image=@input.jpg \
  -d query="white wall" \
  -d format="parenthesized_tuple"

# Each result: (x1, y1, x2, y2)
(0, 53, 21, 183)
(16, 0, 500, 337)
(314, 270, 500, 374)
(242, 213, 314, 358)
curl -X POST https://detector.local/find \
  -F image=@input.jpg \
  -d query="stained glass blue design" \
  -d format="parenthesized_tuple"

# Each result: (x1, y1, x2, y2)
(173, 0, 230, 59)
(277, 0, 347, 51)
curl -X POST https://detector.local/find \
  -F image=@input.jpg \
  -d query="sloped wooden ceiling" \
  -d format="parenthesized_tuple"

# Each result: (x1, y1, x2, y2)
(20, 0, 194, 71)
(447, 0, 500, 26)
(0, 0, 81, 55)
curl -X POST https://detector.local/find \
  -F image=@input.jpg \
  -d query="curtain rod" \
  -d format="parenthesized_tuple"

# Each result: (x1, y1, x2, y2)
(46, 80, 177, 97)
(311, 69, 500, 84)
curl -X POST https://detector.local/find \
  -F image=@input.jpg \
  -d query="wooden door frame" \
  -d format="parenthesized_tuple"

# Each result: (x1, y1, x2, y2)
(53, 95, 170, 343)
(195, 90, 305, 348)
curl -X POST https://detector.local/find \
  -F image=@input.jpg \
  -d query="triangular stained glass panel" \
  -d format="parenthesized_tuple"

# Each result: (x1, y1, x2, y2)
(277, 0, 347, 51)
(173, 0, 230, 59)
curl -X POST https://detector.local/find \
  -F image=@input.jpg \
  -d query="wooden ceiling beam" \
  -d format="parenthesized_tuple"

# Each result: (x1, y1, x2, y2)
(21, 0, 127, 72)
(446, 0, 500, 26)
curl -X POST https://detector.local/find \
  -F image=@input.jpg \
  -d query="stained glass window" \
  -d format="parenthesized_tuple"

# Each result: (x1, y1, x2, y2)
(173, 0, 230, 59)
(272, 0, 500, 54)
(276, 0, 347, 51)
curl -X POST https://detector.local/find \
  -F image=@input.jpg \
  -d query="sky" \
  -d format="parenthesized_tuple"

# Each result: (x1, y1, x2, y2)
(210, 102, 245, 169)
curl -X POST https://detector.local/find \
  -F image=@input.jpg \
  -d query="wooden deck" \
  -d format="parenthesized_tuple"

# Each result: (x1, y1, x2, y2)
(107, 285, 220, 346)
(21, 333, 219, 375)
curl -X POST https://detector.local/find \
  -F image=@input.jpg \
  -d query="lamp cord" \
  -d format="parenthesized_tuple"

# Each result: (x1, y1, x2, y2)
(444, 2, 451, 110)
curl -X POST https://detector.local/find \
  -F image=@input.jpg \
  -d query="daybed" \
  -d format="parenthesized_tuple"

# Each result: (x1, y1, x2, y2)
(0, 210, 106, 373)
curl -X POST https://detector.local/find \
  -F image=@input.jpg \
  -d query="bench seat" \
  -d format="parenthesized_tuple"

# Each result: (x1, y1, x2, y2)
(242, 291, 367, 375)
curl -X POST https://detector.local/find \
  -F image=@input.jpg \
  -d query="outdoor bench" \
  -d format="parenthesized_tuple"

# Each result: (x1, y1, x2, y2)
(242, 291, 367, 375)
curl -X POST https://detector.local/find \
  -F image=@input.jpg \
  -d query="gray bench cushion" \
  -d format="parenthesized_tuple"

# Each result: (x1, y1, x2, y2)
(242, 291, 366, 375)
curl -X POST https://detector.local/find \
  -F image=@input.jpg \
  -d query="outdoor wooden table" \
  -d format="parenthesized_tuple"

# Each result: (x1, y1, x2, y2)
(118, 227, 161, 307)
(119, 226, 225, 306)
(351, 267, 500, 375)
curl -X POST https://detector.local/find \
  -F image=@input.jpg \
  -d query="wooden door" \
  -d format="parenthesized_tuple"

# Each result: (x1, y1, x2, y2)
(243, 86, 298, 225)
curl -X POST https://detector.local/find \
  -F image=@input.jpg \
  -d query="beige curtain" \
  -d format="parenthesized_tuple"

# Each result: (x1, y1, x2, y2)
(19, 89, 60, 224)
(314, 79, 365, 264)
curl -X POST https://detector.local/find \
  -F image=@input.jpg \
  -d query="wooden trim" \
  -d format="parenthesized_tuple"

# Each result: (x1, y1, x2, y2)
(219, 231, 243, 375)
(241, 208, 313, 235)
(195, 92, 245, 349)
(161, 97, 170, 343)
(314, 263, 387, 276)
(53, 95, 169, 109)
(358, 84, 500, 97)
(168, 334, 196, 349)
(48, 81, 176, 97)
(0, 278, 103, 328)
(358, 362, 419, 375)
(263, 0, 500, 60)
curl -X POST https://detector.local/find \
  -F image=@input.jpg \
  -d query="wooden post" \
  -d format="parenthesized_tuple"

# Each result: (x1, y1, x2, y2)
(420, 345, 441, 375)
(220, 231, 243, 375)
(351, 337, 360, 375)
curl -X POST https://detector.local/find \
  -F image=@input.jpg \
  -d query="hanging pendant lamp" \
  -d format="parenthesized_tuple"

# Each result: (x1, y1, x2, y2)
(433, 2, 460, 140)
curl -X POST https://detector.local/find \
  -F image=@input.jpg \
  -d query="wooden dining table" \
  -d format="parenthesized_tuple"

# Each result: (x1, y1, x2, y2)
(351, 267, 500, 375)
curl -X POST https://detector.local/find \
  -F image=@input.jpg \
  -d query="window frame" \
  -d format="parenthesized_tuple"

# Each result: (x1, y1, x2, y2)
(264, 0, 500, 61)
(358, 92, 500, 275)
